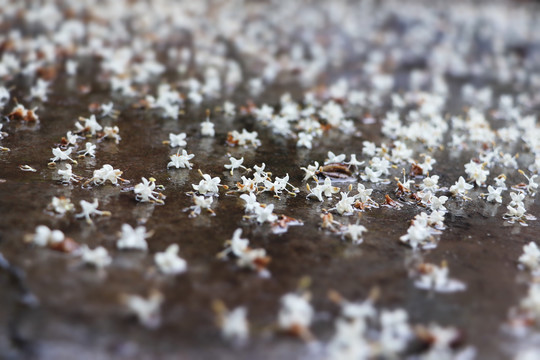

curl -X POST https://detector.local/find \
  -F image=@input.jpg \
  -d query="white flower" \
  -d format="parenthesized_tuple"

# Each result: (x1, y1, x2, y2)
(494, 175, 507, 189)
(134, 177, 164, 203)
(335, 192, 355, 215)
(428, 210, 446, 229)
(168, 150, 194, 169)
(192, 172, 221, 195)
(221, 307, 249, 344)
(30, 79, 50, 101)
(354, 183, 374, 203)
(50, 147, 76, 163)
(64, 131, 79, 145)
(484, 185, 503, 203)
(419, 155, 436, 175)
(80, 245, 112, 268)
(100, 102, 115, 117)
(504, 203, 527, 221)
(123, 290, 163, 329)
(219, 229, 269, 275)
(75, 115, 102, 135)
(30, 225, 64, 246)
(519, 242, 540, 272)
(325, 151, 346, 164)
(300, 161, 320, 181)
(449, 176, 473, 196)
(421, 175, 440, 192)
(371, 157, 391, 175)
(414, 263, 466, 293)
(519, 170, 538, 194)
(189, 195, 214, 216)
(223, 101, 236, 116)
(429, 195, 448, 212)
(297, 132, 313, 149)
(224, 156, 246, 175)
(75, 199, 111, 224)
(320, 177, 340, 197)
(154, 244, 187, 275)
(91, 164, 125, 185)
(201, 117, 215, 137)
(509, 191, 526, 207)
(464, 160, 489, 186)
(278, 293, 313, 331)
(58, 164, 80, 183)
(225, 229, 250, 256)
(117, 224, 151, 250)
(169, 132, 187, 147)
(236, 248, 269, 273)
(240, 193, 260, 213)
(362, 141, 377, 157)
(306, 183, 324, 202)
(361, 167, 383, 183)
(102, 126, 121, 143)
(0, 124, 7, 139)
(346, 154, 364, 167)
(344, 224, 368, 244)
(400, 222, 433, 250)
(78, 142, 96, 157)
(49, 196, 74, 214)
(254, 204, 277, 224)
(379, 309, 412, 355)
(253, 104, 274, 122)
(228, 129, 261, 147)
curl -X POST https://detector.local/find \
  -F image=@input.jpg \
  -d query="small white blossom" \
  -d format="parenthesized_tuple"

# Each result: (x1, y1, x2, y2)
(201, 115, 215, 137)
(50, 147, 76, 163)
(168, 150, 194, 169)
(484, 185, 503, 203)
(464, 160, 489, 186)
(168, 132, 187, 148)
(346, 154, 364, 168)
(100, 102, 115, 117)
(325, 151, 346, 164)
(134, 177, 164, 203)
(221, 307, 249, 344)
(297, 132, 313, 149)
(49, 196, 74, 214)
(123, 290, 163, 329)
(78, 142, 96, 157)
(57, 164, 81, 183)
(192, 172, 221, 196)
(189, 195, 214, 217)
(224, 156, 246, 175)
(278, 293, 313, 334)
(30, 225, 64, 247)
(335, 192, 356, 215)
(91, 164, 125, 185)
(519, 242, 540, 272)
(80, 245, 112, 268)
(117, 224, 151, 250)
(75, 199, 111, 224)
(240, 193, 260, 213)
(344, 224, 368, 244)
(301, 161, 320, 181)
(254, 204, 278, 224)
(154, 244, 187, 275)
(102, 126, 121, 143)
(75, 115, 102, 135)
(361, 167, 383, 183)
(449, 176, 473, 197)
(414, 262, 466, 293)
(421, 175, 440, 192)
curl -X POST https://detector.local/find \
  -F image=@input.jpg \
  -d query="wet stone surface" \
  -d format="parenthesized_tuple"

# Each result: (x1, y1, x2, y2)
(0, 72, 538, 360)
